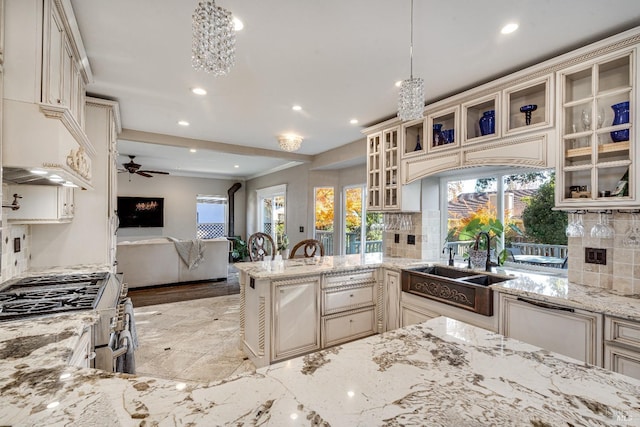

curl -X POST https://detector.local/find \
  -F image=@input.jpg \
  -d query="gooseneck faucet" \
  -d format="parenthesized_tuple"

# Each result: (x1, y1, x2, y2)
(442, 246, 454, 266)
(475, 232, 492, 272)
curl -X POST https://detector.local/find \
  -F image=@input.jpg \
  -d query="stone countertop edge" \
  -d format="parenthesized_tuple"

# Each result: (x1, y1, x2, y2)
(1, 316, 639, 425)
(236, 255, 640, 322)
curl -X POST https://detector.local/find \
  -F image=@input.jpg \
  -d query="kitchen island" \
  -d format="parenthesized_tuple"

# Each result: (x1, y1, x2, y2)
(1, 313, 640, 425)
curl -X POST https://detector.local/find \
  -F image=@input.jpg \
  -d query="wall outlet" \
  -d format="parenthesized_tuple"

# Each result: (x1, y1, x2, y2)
(299, 226, 304, 233)
(407, 235, 416, 245)
(585, 247, 606, 265)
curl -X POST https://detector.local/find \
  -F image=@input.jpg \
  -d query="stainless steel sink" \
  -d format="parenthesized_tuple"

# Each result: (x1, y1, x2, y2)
(401, 265, 512, 316)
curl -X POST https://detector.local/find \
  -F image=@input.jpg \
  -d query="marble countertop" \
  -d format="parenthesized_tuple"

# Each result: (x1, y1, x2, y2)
(236, 255, 640, 322)
(234, 253, 436, 279)
(1, 315, 639, 426)
(490, 266, 640, 322)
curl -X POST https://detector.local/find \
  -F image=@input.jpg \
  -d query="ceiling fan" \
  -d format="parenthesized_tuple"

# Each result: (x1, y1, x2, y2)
(119, 155, 169, 178)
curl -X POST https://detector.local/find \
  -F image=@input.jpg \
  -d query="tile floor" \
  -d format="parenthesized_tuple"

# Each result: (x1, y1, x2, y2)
(133, 294, 256, 383)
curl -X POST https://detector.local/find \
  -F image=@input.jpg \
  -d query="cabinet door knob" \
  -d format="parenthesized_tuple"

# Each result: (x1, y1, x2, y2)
(86, 351, 96, 360)
(350, 294, 354, 298)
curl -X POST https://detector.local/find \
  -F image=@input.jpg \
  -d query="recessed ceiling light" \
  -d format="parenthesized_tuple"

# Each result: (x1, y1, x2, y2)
(191, 87, 207, 96)
(501, 23, 519, 34)
(292, 105, 302, 111)
(190, 148, 197, 153)
(178, 120, 190, 126)
(350, 119, 358, 124)
(233, 17, 244, 31)
(395, 81, 402, 87)
(234, 164, 239, 168)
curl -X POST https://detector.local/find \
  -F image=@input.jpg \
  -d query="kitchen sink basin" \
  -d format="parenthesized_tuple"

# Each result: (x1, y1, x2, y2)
(401, 265, 513, 316)
(462, 274, 510, 286)
(405, 265, 473, 280)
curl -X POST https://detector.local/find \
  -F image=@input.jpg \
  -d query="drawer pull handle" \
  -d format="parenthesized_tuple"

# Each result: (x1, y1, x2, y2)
(516, 297, 575, 313)
(349, 319, 353, 323)
(350, 294, 354, 297)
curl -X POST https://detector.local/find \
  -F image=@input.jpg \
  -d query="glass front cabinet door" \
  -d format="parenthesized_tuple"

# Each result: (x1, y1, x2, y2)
(366, 132, 382, 210)
(557, 50, 635, 208)
(382, 127, 400, 209)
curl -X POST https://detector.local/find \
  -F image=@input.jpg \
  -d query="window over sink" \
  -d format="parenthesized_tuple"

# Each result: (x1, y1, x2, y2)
(442, 167, 568, 268)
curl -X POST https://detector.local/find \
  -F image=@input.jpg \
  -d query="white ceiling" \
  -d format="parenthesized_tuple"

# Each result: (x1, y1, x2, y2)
(70, 0, 640, 180)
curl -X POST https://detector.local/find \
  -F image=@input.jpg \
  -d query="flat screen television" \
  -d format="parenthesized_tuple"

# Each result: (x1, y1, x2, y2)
(117, 196, 164, 228)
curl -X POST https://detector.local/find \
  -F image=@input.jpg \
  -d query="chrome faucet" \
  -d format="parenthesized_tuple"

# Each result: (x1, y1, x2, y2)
(475, 232, 492, 272)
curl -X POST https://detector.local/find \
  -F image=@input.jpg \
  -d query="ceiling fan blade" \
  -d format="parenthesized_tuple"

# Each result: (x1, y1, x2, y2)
(140, 170, 169, 175)
(136, 171, 153, 178)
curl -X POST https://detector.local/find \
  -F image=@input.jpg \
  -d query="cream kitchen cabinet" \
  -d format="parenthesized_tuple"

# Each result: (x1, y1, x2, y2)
(365, 124, 421, 212)
(604, 316, 640, 381)
(3, 0, 94, 189)
(68, 326, 94, 368)
(321, 269, 377, 347)
(400, 289, 500, 332)
(272, 276, 321, 362)
(499, 294, 603, 366)
(400, 291, 439, 327)
(6, 184, 74, 223)
(556, 47, 637, 209)
(41, 0, 87, 127)
(383, 269, 401, 332)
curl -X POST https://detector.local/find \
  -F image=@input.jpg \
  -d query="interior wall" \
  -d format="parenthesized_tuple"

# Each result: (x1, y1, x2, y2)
(117, 174, 246, 242)
(246, 163, 367, 255)
(245, 163, 309, 245)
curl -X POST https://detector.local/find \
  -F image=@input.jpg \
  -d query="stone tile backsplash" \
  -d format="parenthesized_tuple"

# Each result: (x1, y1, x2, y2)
(1, 223, 30, 281)
(568, 211, 639, 295)
(383, 211, 441, 261)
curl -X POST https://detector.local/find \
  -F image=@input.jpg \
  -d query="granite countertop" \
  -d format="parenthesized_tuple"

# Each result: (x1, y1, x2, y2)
(1, 315, 639, 426)
(490, 266, 640, 322)
(236, 255, 640, 322)
(234, 253, 435, 279)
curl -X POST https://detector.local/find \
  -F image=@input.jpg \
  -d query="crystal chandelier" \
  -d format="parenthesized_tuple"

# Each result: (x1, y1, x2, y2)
(397, 0, 425, 121)
(192, 0, 236, 76)
(278, 135, 303, 152)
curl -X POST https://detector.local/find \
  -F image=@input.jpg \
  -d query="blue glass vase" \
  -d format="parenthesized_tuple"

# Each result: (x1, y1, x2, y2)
(479, 110, 495, 136)
(610, 101, 629, 142)
(433, 123, 444, 146)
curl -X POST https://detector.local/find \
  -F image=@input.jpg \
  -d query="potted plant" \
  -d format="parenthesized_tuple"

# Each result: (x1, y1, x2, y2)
(277, 234, 290, 259)
(454, 218, 508, 268)
(231, 237, 249, 262)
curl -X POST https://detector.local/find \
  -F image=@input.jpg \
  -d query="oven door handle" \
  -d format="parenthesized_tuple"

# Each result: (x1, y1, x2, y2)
(112, 343, 128, 359)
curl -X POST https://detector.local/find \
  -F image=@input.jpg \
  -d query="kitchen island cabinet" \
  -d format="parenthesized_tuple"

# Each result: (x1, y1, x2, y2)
(1, 314, 639, 425)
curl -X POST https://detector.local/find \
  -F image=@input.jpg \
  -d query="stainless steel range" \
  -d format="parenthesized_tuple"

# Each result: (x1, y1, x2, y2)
(0, 272, 135, 373)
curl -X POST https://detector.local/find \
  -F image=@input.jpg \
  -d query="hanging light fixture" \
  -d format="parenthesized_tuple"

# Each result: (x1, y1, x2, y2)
(397, 0, 425, 121)
(278, 135, 303, 152)
(192, 0, 236, 76)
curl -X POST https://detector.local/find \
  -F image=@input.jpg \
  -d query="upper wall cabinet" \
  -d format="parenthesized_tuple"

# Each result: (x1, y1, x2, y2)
(41, 0, 87, 127)
(503, 75, 553, 136)
(556, 48, 637, 209)
(426, 106, 459, 154)
(462, 92, 501, 145)
(3, 0, 94, 189)
(366, 125, 421, 212)
(401, 118, 426, 157)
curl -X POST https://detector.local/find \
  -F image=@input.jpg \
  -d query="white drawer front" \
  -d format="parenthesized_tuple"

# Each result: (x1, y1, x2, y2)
(324, 269, 376, 289)
(606, 316, 640, 349)
(322, 308, 376, 347)
(323, 284, 375, 315)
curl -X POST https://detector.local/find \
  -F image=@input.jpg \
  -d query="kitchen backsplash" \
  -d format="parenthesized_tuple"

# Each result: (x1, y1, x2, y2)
(568, 211, 639, 296)
(1, 223, 30, 280)
(383, 211, 440, 260)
